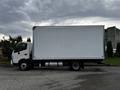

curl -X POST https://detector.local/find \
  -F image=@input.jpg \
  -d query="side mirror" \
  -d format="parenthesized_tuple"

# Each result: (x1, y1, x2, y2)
(14, 50, 18, 53)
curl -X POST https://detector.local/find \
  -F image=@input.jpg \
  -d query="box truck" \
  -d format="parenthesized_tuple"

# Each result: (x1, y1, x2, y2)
(11, 25, 105, 71)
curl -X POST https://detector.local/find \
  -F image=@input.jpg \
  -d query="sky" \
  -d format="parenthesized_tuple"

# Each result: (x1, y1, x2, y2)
(0, 0, 120, 40)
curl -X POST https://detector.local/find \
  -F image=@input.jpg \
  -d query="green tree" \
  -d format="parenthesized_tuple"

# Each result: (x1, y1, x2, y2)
(27, 38, 31, 42)
(1, 35, 23, 59)
(116, 42, 120, 57)
(106, 41, 113, 57)
(1, 39, 12, 58)
(16, 36, 22, 43)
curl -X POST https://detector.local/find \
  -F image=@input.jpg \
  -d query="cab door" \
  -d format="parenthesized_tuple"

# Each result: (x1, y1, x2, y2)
(12, 43, 29, 64)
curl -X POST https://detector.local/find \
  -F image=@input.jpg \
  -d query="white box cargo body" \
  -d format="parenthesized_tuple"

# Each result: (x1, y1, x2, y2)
(11, 25, 105, 71)
(33, 26, 104, 60)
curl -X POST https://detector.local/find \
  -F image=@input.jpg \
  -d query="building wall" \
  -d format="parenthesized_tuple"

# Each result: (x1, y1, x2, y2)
(105, 27, 120, 49)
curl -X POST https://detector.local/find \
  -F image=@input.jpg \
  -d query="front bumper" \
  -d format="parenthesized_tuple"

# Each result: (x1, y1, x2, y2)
(10, 59, 13, 66)
(10, 59, 18, 66)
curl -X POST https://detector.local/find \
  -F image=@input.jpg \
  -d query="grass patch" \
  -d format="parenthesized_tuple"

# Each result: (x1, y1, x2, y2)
(103, 57, 120, 65)
(0, 56, 10, 64)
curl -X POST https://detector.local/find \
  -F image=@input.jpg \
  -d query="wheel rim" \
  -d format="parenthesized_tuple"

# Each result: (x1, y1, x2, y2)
(20, 63, 27, 70)
(72, 62, 80, 70)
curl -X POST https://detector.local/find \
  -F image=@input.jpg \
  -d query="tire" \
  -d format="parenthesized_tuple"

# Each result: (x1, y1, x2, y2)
(19, 61, 29, 71)
(71, 62, 80, 71)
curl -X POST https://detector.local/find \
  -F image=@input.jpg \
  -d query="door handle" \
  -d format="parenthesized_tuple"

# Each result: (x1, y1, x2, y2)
(24, 54, 27, 55)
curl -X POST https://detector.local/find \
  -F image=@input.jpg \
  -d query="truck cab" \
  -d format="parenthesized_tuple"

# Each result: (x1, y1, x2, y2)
(11, 42, 32, 69)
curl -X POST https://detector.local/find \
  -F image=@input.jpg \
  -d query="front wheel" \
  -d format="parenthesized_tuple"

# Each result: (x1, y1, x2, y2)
(19, 61, 29, 71)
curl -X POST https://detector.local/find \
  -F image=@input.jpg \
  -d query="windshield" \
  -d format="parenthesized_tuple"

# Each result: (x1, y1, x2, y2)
(14, 43, 27, 52)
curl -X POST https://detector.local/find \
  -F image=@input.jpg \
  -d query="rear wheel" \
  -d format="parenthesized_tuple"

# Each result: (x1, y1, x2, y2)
(71, 62, 81, 71)
(19, 61, 29, 71)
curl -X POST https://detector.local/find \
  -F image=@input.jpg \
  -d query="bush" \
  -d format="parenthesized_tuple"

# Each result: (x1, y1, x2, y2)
(106, 41, 113, 57)
(1, 40, 13, 59)
(116, 42, 120, 57)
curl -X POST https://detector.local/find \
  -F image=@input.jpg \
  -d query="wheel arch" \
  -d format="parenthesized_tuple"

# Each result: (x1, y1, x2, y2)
(18, 59, 30, 65)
